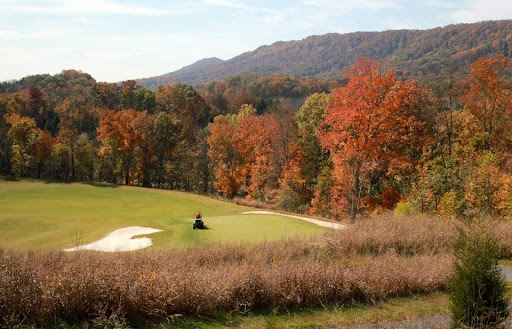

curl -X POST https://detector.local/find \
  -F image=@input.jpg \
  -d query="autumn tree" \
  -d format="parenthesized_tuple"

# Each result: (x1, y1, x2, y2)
(278, 143, 309, 212)
(28, 86, 60, 135)
(74, 133, 95, 181)
(51, 142, 71, 179)
(207, 114, 244, 197)
(462, 55, 512, 152)
(120, 80, 138, 109)
(133, 111, 152, 187)
(149, 112, 182, 188)
(196, 128, 213, 193)
(268, 100, 297, 179)
(57, 119, 78, 180)
(427, 61, 463, 157)
(168, 139, 197, 191)
(156, 84, 210, 142)
(277, 93, 332, 213)
(97, 109, 148, 185)
(235, 109, 281, 200)
(34, 129, 54, 178)
(91, 82, 121, 110)
(197, 82, 228, 118)
(208, 104, 286, 200)
(295, 93, 332, 209)
(133, 88, 156, 113)
(413, 107, 512, 218)
(413, 155, 466, 215)
(0, 96, 12, 174)
(6, 114, 40, 176)
(26, 88, 49, 130)
(223, 76, 254, 113)
(319, 57, 428, 220)
(465, 152, 511, 216)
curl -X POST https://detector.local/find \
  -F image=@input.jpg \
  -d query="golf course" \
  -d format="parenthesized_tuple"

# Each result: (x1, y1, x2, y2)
(0, 178, 327, 251)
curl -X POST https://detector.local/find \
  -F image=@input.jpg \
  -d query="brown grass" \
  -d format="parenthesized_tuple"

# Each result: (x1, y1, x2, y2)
(0, 250, 451, 328)
(326, 214, 512, 258)
(1, 214, 511, 328)
(233, 197, 279, 210)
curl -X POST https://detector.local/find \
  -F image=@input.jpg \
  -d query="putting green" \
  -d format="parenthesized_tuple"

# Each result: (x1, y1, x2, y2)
(0, 179, 327, 250)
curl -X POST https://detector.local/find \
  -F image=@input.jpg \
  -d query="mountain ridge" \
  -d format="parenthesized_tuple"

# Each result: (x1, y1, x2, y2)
(137, 20, 512, 89)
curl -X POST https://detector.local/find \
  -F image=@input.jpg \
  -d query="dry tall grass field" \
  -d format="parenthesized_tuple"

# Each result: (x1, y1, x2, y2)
(1, 215, 511, 328)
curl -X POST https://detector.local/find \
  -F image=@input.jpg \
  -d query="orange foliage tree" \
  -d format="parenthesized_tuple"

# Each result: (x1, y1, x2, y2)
(235, 113, 281, 200)
(207, 114, 244, 197)
(462, 55, 512, 152)
(208, 105, 282, 200)
(319, 57, 429, 220)
(97, 109, 149, 185)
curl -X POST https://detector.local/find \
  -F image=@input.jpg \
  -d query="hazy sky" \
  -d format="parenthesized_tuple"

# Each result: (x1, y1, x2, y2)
(1, 0, 512, 83)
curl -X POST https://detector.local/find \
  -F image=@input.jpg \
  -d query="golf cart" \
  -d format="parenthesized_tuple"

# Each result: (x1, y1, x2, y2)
(193, 211, 204, 229)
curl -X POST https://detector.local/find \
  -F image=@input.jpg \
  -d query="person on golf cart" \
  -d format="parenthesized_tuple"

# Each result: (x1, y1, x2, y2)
(193, 211, 204, 229)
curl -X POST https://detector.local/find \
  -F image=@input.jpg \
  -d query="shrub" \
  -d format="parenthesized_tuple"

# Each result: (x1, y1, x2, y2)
(382, 186, 400, 209)
(277, 185, 307, 212)
(395, 201, 414, 216)
(438, 191, 466, 219)
(450, 222, 509, 328)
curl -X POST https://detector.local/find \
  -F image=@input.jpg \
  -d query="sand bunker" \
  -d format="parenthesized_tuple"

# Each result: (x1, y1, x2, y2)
(64, 226, 162, 252)
(242, 211, 346, 230)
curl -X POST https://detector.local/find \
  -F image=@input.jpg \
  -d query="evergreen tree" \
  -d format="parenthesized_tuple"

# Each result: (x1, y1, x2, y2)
(450, 221, 509, 328)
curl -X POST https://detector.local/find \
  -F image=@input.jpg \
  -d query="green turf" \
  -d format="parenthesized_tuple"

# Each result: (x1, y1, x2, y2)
(0, 179, 327, 250)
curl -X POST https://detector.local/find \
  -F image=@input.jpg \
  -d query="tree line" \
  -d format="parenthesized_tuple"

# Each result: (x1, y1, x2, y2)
(1, 55, 512, 220)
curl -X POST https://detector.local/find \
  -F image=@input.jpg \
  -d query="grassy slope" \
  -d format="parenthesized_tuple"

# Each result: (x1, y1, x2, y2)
(0, 179, 326, 250)
(165, 293, 450, 329)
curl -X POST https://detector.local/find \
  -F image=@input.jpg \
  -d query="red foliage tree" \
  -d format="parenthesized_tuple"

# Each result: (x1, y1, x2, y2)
(319, 57, 428, 220)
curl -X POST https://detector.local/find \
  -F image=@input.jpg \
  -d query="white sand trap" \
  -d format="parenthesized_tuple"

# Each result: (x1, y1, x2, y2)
(64, 226, 162, 252)
(242, 211, 346, 230)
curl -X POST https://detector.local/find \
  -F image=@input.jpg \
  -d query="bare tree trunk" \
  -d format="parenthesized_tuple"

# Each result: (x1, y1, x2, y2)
(350, 167, 360, 222)
(71, 146, 75, 181)
(125, 166, 130, 185)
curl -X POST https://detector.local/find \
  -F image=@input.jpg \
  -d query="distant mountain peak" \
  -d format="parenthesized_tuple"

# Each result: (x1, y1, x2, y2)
(174, 57, 225, 73)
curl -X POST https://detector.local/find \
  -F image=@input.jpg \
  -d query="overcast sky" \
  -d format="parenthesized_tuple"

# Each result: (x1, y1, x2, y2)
(1, 0, 512, 83)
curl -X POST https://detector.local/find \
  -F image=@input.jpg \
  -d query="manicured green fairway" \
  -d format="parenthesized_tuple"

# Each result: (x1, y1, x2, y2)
(0, 179, 327, 250)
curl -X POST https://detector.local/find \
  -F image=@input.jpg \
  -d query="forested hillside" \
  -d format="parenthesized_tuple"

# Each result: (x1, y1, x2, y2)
(2, 51, 512, 221)
(138, 20, 512, 88)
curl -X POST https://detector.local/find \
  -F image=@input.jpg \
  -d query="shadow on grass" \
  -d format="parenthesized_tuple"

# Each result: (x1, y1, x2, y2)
(41, 293, 452, 329)
(39, 178, 119, 188)
(83, 181, 119, 188)
(0, 176, 120, 189)
(145, 303, 367, 329)
(0, 175, 18, 181)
